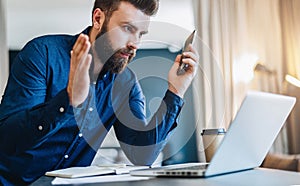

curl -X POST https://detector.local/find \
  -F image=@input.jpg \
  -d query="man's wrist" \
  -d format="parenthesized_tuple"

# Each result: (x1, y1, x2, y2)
(168, 84, 183, 98)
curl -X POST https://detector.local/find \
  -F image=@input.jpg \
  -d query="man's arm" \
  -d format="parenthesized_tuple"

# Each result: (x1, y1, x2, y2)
(113, 45, 199, 165)
(113, 84, 183, 165)
(0, 39, 74, 154)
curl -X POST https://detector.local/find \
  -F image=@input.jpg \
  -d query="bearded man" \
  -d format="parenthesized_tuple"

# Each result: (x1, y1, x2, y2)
(0, 0, 199, 184)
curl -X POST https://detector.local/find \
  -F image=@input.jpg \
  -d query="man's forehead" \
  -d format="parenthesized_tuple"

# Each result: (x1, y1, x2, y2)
(110, 2, 150, 30)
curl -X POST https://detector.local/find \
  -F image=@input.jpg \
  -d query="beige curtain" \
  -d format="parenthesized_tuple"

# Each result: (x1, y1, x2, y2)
(280, 0, 300, 154)
(0, 0, 9, 101)
(193, 0, 300, 159)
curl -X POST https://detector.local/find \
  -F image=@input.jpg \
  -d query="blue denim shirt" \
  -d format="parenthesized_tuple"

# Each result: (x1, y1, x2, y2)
(0, 27, 183, 185)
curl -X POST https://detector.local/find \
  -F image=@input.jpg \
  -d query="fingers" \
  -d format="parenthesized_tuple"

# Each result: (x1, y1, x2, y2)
(73, 34, 88, 52)
(174, 54, 182, 64)
(182, 44, 199, 63)
(72, 34, 90, 61)
(81, 54, 92, 73)
(70, 48, 92, 76)
(71, 34, 92, 72)
(183, 44, 199, 68)
(181, 58, 197, 69)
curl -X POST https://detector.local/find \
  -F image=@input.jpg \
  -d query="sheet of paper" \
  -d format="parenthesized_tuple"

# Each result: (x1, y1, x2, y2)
(45, 165, 150, 178)
(45, 166, 115, 178)
(114, 165, 149, 174)
(51, 174, 151, 185)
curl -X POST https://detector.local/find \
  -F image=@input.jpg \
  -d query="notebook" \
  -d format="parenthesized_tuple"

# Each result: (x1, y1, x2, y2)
(130, 91, 296, 178)
(46, 164, 149, 178)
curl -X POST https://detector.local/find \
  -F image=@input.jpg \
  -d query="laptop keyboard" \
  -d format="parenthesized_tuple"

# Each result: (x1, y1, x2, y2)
(170, 164, 208, 171)
(152, 164, 209, 177)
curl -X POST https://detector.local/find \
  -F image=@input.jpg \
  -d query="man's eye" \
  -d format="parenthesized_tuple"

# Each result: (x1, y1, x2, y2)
(124, 26, 133, 33)
(139, 33, 144, 39)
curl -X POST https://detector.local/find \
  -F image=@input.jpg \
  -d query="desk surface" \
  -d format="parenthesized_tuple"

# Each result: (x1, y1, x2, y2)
(32, 168, 300, 186)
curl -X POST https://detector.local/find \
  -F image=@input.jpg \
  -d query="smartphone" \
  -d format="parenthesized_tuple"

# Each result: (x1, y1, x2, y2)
(176, 30, 197, 76)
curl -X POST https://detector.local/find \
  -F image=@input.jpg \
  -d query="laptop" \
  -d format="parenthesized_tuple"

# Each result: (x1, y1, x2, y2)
(130, 91, 296, 178)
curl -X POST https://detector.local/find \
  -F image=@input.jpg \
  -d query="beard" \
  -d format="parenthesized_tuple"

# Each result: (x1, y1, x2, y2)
(93, 23, 136, 74)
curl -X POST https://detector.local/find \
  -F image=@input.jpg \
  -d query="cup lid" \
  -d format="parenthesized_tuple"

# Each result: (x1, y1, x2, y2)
(201, 128, 226, 135)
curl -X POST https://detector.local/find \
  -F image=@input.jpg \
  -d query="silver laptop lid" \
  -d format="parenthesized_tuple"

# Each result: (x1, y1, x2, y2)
(205, 91, 296, 176)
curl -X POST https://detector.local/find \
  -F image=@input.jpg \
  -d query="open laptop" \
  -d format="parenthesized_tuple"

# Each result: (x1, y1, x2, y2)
(130, 91, 296, 178)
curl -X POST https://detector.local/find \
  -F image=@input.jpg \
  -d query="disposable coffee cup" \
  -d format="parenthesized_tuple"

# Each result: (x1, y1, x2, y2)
(201, 128, 226, 162)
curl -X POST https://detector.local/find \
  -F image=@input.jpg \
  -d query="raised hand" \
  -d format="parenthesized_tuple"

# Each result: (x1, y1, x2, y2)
(67, 34, 92, 107)
(168, 44, 199, 98)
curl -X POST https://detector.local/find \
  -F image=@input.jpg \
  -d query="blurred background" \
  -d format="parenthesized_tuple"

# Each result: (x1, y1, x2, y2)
(1, 0, 300, 167)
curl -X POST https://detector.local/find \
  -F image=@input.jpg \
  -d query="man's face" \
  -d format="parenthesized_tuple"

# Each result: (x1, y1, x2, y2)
(94, 1, 150, 73)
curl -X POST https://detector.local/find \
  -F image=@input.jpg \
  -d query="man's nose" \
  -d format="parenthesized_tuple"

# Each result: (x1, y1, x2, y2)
(127, 41, 138, 50)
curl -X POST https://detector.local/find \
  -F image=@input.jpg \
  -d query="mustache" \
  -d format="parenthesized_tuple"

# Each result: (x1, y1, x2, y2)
(99, 47, 136, 74)
(118, 48, 136, 57)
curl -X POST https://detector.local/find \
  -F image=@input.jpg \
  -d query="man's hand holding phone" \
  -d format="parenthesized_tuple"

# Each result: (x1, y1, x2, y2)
(177, 30, 197, 76)
(168, 32, 199, 98)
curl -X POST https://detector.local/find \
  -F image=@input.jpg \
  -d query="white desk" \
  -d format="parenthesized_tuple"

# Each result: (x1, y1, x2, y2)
(32, 168, 300, 186)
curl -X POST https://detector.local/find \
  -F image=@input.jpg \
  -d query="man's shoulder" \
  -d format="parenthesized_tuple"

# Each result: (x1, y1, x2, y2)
(34, 33, 73, 40)
(29, 27, 91, 47)
(17, 33, 78, 59)
(28, 33, 76, 48)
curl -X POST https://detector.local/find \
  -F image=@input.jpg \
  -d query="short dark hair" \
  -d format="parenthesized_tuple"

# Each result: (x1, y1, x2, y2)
(92, 0, 159, 19)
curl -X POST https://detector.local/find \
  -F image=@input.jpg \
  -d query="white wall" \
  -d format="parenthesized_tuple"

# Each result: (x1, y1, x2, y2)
(6, 0, 93, 49)
(6, 0, 195, 50)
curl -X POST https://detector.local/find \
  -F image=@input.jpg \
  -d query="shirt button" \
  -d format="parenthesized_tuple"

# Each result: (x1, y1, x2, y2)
(59, 107, 65, 113)
(64, 155, 69, 159)
(104, 74, 107, 78)
(38, 125, 43, 131)
(79, 133, 83, 138)
(92, 81, 96, 85)
(89, 107, 94, 112)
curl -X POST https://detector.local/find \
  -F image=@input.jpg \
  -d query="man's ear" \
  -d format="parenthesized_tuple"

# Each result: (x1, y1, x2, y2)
(92, 8, 105, 30)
